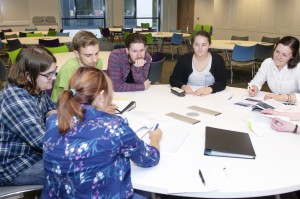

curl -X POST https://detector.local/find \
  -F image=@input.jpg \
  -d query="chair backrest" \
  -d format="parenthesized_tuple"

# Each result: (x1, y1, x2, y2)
(194, 24, 203, 32)
(8, 48, 22, 64)
(231, 44, 256, 62)
(7, 39, 22, 51)
(48, 28, 56, 32)
(100, 27, 111, 38)
(144, 33, 154, 45)
(4, 33, 18, 39)
(0, 185, 43, 198)
(171, 33, 183, 45)
(56, 32, 70, 37)
(261, 36, 280, 44)
(0, 59, 8, 81)
(141, 23, 150, 29)
(152, 52, 165, 62)
(170, 29, 182, 33)
(47, 30, 57, 36)
(254, 44, 274, 61)
(148, 57, 165, 84)
(26, 32, 44, 37)
(39, 38, 60, 47)
(1, 28, 12, 32)
(0, 32, 5, 40)
(203, 25, 213, 35)
(19, 31, 31, 37)
(45, 44, 69, 54)
(231, 35, 249, 41)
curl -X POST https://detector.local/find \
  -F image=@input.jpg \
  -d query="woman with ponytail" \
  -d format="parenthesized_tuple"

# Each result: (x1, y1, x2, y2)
(42, 67, 162, 199)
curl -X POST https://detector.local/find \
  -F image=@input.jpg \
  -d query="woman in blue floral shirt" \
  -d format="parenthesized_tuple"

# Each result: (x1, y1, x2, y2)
(42, 67, 162, 199)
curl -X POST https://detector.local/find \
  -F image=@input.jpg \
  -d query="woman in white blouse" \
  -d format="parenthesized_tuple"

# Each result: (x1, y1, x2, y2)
(248, 36, 300, 104)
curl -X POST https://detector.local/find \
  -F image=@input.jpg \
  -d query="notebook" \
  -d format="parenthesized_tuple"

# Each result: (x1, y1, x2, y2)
(204, 126, 256, 159)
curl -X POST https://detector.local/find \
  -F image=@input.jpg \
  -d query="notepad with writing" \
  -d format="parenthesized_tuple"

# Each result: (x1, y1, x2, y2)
(204, 126, 256, 159)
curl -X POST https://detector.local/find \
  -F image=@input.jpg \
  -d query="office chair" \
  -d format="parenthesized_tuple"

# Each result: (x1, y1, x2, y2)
(253, 43, 274, 71)
(231, 35, 249, 41)
(170, 33, 183, 60)
(230, 44, 256, 84)
(148, 57, 165, 84)
(7, 39, 22, 51)
(45, 44, 69, 54)
(39, 38, 60, 47)
(261, 36, 280, 44)
(8, 48, 22, 64)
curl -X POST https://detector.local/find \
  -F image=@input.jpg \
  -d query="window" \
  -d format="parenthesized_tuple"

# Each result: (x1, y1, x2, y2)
(60, 0, 105, 30)
(124, 0, 160, 31)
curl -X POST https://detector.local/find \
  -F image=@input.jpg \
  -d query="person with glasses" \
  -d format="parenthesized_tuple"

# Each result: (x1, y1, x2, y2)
(248, 36, 300, 104)
(0, 46, 57, 186)
(107, 32, 152, 92)
(42, 67, 162, 198)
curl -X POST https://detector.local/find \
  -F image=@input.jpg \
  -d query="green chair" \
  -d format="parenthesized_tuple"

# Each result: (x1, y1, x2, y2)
(141, 23, 150, 29)
(47, 31, 57, 36)
(194, 24, 203, 32)
(26, 32, 44, 37)
(123, 31, 131, 39)
(45, 44, 69, 54)
(8, 48, 22, 64)
(203, 25, 213, 35)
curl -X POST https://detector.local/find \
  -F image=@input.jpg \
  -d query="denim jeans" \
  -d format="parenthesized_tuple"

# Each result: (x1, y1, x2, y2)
(11, 160, 44, 185)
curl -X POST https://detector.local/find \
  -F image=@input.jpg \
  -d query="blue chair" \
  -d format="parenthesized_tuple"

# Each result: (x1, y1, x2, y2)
(230, 44, 257, 85)
(170, 33, 183, 60)
(56, 32, 70, 37)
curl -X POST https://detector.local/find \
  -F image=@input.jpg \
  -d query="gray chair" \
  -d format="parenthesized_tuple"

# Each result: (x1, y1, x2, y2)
(56, 32, 70, 37)
(261, 36, 280, 44)
(231, 35, 249, 41)
(0, 185, 43, 198)
(253, 43, 274, 71)
(148, 57, 165, 84)
(0, 59, 8, 81)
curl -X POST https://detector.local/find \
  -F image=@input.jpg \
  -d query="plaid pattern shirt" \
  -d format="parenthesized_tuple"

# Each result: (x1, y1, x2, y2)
(0, 84, 56, 185)
(107, 48, 151, 92)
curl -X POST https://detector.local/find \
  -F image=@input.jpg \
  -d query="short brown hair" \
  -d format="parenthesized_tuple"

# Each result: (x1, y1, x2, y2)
(57, 67, 110, 134)
(125, 32, 147, 49)
(8, 46, 56, 95)
(191, 30, 211, 45)
(72, 30, 99, 52)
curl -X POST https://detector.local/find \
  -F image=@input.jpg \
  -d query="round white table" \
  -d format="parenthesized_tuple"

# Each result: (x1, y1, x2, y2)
(113, 85, 300, 198)
(1, 36, 73, 45)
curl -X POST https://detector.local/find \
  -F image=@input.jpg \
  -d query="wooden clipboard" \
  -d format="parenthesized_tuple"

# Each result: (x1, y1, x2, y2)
(188, 106, 222, 116)
(166, 112, 200, 124)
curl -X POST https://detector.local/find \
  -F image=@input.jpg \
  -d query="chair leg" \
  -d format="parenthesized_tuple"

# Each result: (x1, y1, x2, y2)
(230, 64, 233, 85)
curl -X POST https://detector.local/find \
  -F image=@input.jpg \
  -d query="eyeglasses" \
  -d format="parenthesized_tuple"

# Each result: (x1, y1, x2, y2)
(39, 71, 57, 80)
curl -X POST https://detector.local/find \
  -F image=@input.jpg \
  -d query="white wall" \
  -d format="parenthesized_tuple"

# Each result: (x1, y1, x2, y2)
(210, 0, 300, 40)
(0, 0, 60, 31)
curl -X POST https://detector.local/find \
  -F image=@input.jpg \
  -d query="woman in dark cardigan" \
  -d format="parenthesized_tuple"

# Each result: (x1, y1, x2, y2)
(170, 30, 227, 96)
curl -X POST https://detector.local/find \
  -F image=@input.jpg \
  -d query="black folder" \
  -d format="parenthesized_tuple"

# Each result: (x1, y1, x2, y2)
(204, 126, 256, 159)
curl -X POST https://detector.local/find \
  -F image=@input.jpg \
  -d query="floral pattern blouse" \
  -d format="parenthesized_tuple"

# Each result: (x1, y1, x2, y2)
(42, 105, 160, 199)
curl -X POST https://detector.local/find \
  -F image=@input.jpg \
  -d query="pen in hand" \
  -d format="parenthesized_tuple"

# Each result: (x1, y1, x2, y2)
(248, 83, 255, 92)
(199, 169, 206, 186)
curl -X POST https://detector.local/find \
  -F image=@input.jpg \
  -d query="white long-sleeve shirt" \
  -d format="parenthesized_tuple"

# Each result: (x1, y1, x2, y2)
(250, 58, 300, 103)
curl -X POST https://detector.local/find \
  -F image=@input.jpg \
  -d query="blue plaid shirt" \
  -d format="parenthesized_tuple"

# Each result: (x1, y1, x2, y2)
(0, 84, 56, 185)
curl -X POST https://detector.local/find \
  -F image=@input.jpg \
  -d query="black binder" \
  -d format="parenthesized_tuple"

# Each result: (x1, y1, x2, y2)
(204, 126, 256, 159)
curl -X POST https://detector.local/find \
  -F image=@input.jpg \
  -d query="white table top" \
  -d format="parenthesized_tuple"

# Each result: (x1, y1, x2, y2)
(210, 40, 273, 50)
(1, 36, 73, 45)
(54, 51, 111, 71)
(113, 85, 300, 198)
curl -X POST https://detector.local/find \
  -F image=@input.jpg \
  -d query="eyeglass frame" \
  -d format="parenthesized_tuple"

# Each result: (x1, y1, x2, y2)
(39, 70, 57, 80)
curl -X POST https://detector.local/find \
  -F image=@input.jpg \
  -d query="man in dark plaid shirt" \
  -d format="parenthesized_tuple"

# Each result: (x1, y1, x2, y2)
(0, 46, 57, 185)
(107, 33, 152, 92)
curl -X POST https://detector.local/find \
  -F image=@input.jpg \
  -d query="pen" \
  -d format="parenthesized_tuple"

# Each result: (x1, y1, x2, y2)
(247, 83, 255, 92)
(227, 94, 234, 101)
(153, 123, 159, 130)
(198, 169, 206, 186)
